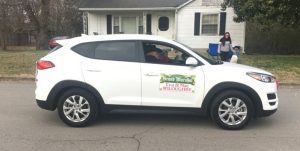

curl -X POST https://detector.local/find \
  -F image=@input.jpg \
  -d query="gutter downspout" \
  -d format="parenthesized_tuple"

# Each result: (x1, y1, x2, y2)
(174, 0, 195, 40)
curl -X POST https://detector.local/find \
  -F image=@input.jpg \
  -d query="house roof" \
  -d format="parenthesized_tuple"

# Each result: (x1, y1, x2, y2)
(80, 0, 191, 10)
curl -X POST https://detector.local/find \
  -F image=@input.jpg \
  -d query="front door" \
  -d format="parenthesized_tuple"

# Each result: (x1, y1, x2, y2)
(122, 17, 137, 34)
(152, 12, 174, 39)
(141, 41, 205, 107)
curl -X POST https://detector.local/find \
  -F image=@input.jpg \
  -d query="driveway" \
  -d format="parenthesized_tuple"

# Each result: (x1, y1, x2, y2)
(0, 81, 299, 151)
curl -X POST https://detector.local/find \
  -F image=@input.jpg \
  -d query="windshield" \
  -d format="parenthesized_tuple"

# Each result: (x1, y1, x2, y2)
(192, 50, 223, 65)
(176, 42, 223, 65)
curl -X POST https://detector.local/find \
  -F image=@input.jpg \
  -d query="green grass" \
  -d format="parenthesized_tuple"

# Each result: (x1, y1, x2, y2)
(2, 46, 36, 51)
(0, 49, 47, 78)
(239, 55, 300, 84)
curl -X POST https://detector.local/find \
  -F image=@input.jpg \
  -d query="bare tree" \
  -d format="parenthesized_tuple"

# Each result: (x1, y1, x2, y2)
(49, 0, 82, 37)
(0, 0, 8, 50)
(0, 0, 24, 50)
(22, 0, 50, 50)
(0, 0, 82, 50)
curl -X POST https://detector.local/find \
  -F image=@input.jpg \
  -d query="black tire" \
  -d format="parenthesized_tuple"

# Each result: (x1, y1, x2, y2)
(210, 90, 254, 130)
(57, 88, 99, 127)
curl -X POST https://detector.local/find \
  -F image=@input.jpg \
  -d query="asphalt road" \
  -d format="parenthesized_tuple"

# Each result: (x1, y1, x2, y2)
(0, 81, 299, 151)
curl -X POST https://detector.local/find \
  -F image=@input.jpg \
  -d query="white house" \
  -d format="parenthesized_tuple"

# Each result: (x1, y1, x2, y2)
(79, 0, 245, 49)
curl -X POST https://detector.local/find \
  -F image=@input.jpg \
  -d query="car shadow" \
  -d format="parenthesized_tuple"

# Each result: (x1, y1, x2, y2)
(94, 110, 215, 128)
(37, 109, 277, 130)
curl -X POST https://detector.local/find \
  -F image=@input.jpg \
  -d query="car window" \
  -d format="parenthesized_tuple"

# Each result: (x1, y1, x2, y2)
(142, 41, 191, 66)
(177, 42, 222, 65)
(94, 41, 138, 62)
(71, 42, 97, 58)
(49, 44, 62, 52)
(71, 41, 139, 62)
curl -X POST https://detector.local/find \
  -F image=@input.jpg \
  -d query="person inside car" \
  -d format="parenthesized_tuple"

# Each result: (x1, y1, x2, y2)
(145, 45, 170, 64)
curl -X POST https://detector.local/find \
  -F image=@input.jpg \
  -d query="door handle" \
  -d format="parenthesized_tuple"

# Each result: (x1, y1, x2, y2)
(87, 69, 102, 72)
(145, 73, 159, 76)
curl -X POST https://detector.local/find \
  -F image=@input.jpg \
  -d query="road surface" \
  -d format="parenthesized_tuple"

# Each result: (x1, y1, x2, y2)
(0, 81, 299, 151)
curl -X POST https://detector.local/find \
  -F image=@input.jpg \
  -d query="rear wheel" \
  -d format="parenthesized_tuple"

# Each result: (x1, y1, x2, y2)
(57, 89, 99, 127)
(210, 90, 253, 130)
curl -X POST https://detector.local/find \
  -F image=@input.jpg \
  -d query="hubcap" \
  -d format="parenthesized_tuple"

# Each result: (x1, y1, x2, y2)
(63, 95, 90, 122)
(218, 97, 247, 126)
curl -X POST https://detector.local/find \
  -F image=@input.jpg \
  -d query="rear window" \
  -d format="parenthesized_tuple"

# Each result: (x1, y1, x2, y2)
(49, 44, 63, 54)
(71, 41, 139, 62)
(94, 41, 138, 62)
(71, 42, 97, 58)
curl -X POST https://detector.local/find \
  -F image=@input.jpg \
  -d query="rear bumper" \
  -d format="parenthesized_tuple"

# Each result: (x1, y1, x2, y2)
(36, 99, 56, 111)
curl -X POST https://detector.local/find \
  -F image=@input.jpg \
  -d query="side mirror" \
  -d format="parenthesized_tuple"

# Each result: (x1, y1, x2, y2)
(185, 57, 198, 66)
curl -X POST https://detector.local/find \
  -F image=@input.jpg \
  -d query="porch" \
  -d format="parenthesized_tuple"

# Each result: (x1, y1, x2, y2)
(85, 10, 175, 39)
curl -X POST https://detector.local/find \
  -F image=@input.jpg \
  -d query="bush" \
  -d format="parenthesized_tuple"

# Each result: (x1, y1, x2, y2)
(245, 22, 300, 54)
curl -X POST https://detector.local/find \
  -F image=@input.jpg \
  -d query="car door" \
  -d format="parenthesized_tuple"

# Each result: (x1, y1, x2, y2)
(79, 40, 142, 105)
(141, 41, 205, 108)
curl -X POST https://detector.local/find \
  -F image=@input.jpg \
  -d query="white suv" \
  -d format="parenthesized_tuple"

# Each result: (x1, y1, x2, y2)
(35, 35, 278, 130)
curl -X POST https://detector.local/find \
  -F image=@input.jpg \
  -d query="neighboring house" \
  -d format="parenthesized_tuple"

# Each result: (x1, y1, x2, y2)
(79, 0, 245, 49)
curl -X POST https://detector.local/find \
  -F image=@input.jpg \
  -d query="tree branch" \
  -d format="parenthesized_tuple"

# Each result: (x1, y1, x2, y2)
(22, 1, 40, 32)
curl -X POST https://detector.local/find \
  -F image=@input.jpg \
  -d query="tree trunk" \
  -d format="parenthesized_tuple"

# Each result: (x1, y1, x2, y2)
(23, 0, 50, 50)
(0, 5, 7, 50)
(3, 36, 7, 50)
(36, 28, 48, 50)
(36, 0, 50, 50)
(0, 31, 7, 50)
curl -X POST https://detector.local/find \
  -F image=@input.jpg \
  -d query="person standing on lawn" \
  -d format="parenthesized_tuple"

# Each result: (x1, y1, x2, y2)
(218, 32, 234, 61)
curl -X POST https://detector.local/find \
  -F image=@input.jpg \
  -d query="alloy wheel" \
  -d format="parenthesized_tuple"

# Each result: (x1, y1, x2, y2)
(218, 97, 248, 126)
(63, 95, 91, 122)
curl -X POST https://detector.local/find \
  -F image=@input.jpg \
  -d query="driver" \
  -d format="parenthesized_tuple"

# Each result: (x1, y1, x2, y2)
(145, 45, 170, 64)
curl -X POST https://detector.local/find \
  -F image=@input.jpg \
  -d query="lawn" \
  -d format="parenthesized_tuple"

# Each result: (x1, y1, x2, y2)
(0, 47, 47, 79)
(0, 47, 299, 84)
(239, 54, 300, 84)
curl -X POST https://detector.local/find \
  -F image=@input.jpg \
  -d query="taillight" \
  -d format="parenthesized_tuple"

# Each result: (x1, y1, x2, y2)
(37, 60, 55, 70)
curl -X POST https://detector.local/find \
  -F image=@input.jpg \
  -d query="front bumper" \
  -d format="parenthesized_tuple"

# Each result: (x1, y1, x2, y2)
(256, 109, 277, 117)
(36, 99, 56, 111)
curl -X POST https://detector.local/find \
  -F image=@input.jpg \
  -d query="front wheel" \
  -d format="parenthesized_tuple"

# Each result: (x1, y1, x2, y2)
(57, 89, 99, 127)
(210, 90, 254, 130)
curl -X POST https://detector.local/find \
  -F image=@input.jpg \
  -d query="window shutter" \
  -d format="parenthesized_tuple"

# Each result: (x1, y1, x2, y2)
(219, 12, 226, 35)
(194, 13, 201, 36)
(146, 14, 152, 35)
(107, 15, 112, 34)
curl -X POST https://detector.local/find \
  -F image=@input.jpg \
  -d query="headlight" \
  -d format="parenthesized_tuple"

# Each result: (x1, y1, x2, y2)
(246, 72, 276, 83)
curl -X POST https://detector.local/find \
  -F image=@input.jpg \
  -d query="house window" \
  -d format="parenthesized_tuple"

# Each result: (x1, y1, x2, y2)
(201, 14, 218, 35)
(138, 16, 143, 34)
(113, 16, 120, 34)
(158, 17, 169, 31)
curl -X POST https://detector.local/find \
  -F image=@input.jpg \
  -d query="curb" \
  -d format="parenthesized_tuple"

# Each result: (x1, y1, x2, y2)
(0, 76, 35, 81)
(278, 84, 300, 89)
(278, 83, 300, 86)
